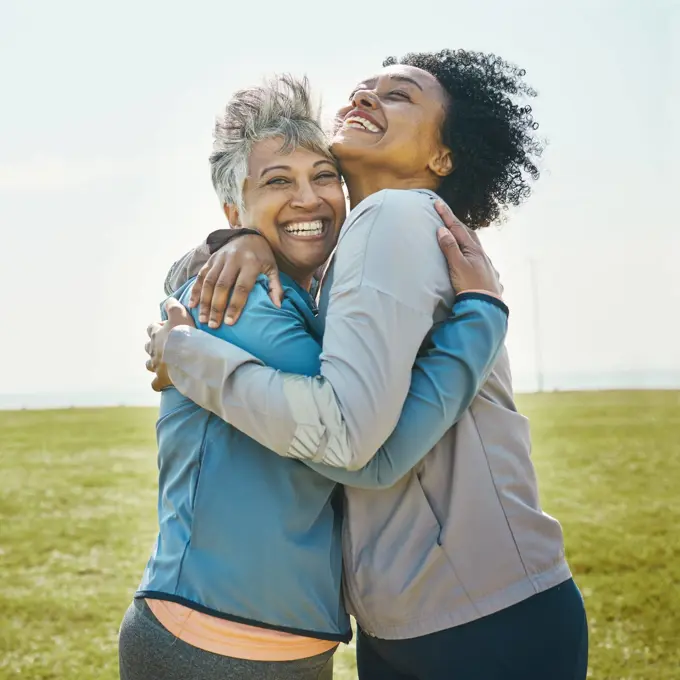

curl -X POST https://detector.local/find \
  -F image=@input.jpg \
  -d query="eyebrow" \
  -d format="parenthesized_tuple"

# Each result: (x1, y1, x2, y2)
(353, 75, 424, 93)
(389, 75, 424, 91)
(259, 164, 290, 177)
(260, 159, 335, 178)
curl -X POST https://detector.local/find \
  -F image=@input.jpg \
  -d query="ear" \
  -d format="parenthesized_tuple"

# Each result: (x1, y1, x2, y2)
(429, 145, 454, 178)
(223, 203, 242, 227)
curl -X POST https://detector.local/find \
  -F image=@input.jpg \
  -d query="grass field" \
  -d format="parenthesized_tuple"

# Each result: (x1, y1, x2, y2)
(1, 391, 679, 679)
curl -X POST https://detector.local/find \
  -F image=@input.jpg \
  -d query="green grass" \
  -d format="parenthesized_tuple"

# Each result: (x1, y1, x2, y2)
(1, 391, 678, 679)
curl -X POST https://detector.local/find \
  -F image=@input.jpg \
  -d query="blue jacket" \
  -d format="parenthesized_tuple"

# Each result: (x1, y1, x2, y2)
(137, 271, 507, 641)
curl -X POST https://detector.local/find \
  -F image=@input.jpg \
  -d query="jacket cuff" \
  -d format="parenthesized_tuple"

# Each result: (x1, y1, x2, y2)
(206, 228, 263, 254)
(455, 292, 509, 317)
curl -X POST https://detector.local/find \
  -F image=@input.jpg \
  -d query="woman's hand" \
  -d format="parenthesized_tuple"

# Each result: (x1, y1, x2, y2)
(188, 233, 282, 328)
(145, 299, 196, 392)
(434, 200, 502, 299)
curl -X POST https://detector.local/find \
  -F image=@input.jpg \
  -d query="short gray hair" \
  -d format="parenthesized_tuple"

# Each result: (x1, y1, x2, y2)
(210, 75, 332, 210)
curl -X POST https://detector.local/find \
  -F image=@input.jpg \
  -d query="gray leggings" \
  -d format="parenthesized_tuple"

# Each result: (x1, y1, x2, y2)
(119, 599, 335, 680)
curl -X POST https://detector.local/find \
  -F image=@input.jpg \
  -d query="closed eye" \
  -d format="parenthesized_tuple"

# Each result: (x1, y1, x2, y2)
(388, 90, 411, 101)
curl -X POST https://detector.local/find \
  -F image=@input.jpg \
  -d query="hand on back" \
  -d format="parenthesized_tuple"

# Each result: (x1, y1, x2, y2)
(433, 200, 502, 299)
(188, 234, 283, 328)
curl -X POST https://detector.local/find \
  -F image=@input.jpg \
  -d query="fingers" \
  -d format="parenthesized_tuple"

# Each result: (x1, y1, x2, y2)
(146, 321, 165, 374)
(165, 298, 193, 327)
(434, 200, 476, 251)
(437, 227, 464, 270)
(146, 321, 162, 338)
(203, 260, 239, 328)
(223, 267, 260, 326)
(146, 345, 162, 371)
(197, 261, 231, 325)
(433, 198, 457, 229)
(209, 262, 240, 327)
(266, 269, 284, 309)
(467, 227, 482, 247)
(188, 263, 209, 309)
(164, 297, 183, 315)
(146, 357, 166, 376)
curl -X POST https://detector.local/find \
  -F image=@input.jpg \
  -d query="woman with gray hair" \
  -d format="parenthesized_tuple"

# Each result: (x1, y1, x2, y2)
(120, 74, 507, 679)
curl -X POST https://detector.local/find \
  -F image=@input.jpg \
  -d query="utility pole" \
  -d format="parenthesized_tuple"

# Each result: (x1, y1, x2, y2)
(529, 258, 545, 393)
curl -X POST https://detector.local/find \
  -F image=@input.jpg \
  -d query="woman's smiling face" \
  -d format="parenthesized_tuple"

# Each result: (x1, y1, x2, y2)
(331, 64, 452, 181)
(227, 137, 346, 287)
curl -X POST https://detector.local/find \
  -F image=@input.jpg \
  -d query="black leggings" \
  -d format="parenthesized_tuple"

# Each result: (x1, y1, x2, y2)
(357, 579, 588, 680)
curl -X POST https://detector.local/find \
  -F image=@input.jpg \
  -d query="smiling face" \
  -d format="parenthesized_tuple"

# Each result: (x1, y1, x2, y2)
(331, 64, 453, 190)
(226, 137, 346, 288)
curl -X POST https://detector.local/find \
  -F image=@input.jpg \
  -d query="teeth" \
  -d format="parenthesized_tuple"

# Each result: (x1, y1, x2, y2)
(283, 220, 324, 235)
(344, 116, 381, 133)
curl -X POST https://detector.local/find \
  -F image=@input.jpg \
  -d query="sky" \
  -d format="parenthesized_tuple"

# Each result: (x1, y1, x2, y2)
(0, 0, 678, 407)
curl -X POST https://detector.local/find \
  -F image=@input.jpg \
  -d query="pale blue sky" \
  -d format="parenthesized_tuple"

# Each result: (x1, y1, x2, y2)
(1, 0, 678, 405)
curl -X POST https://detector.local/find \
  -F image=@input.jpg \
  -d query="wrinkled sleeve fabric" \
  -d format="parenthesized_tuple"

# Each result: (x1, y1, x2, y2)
(165, 190, 493, 470)
(164, 240, 212, 296)
(167, 295, 507, 488)
(305, 294, 507, 487)
(163, 228, 258, 295)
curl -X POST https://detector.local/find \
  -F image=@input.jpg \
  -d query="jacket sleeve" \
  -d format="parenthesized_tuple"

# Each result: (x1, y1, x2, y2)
(164, 240, 212, 296)
(168, 278, 323, 382)
(304, 295, 507, 488)
(164, 191, 500, 470)
(165, 294, 507, 484)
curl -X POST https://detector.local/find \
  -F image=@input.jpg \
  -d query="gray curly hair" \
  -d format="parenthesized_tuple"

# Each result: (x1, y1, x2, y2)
(209, 74, 332, 211)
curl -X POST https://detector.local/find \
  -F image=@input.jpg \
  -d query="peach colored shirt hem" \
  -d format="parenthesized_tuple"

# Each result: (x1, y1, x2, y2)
(145, 599, 338, 662)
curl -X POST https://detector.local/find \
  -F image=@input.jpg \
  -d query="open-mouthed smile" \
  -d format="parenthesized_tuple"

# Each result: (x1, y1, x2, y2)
(342, 110, 383, 133)
(282, 219, 328, 238)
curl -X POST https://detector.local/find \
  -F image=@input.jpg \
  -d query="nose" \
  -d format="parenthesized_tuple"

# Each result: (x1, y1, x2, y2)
(290, 179, 323, 211)
(351, 88, 378, 111)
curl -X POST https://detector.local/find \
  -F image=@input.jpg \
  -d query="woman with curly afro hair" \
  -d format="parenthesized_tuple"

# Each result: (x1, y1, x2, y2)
(151, 50, 588, 679)
(335, 50, 543, 228)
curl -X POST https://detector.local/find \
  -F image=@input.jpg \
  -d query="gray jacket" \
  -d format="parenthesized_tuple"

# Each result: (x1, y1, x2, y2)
(162, 189, 571, 639)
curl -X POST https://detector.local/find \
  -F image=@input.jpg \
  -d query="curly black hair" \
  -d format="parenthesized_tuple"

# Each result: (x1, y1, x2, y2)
(383, 49, 543, 229)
